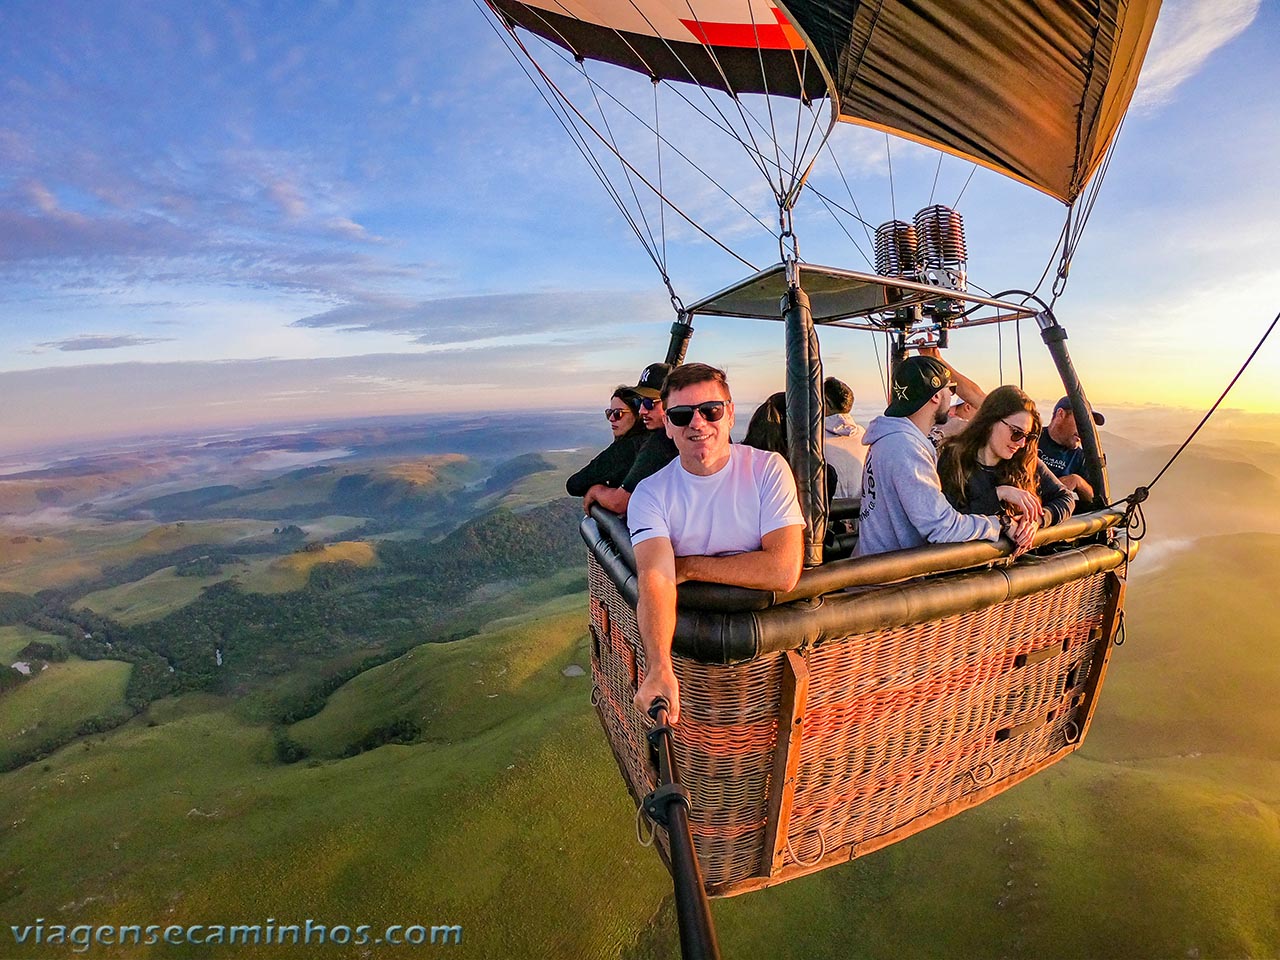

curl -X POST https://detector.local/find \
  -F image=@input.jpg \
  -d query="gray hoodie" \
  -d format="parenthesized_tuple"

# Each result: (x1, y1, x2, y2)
(856, 416, 1000, 556)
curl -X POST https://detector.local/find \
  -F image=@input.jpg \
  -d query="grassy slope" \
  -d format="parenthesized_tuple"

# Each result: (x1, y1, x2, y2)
(0, 625, 64, 663)
(0, 658, 133, 766)
(0, 519, 278, 593)
(288, 593, 588, 757)
(79, 563, 254, 625)
(0, 594, 669, 960)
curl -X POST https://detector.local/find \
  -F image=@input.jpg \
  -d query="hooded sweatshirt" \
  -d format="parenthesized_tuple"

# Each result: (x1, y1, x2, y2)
(823, 413, 866, 499)
(856, 416, 1000, 556)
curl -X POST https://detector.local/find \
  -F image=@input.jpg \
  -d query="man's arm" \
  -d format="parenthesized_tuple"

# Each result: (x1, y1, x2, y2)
(632, 537, 682, 724)
(1059, 473, 1094, 501)
(917, 345, 986, 408)
(889, 438, 1000, 543)
(583, 484, 631, 515)
(674, 524, 803, 592)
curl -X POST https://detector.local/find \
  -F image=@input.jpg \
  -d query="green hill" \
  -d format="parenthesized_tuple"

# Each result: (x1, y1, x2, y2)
(1, 528, 1278, 958)
(0, 657, 133, 770)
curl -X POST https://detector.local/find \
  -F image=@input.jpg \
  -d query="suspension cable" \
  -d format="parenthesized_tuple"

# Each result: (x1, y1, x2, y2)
(488, 9, 759, 272)
(525, 36, 778, 240)
(1114, 307, 1280, 509)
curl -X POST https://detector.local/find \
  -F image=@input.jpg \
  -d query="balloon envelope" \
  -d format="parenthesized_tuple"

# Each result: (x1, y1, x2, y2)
(488, 0, 1162, 203)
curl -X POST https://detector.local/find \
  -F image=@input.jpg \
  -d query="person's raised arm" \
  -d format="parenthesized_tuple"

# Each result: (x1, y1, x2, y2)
(674, 524, 803, 592)
(917, 345, 986, 408)
(633, 537, 681, 723)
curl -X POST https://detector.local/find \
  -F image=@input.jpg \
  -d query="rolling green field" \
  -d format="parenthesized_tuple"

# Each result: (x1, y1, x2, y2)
(79, 565, 252, 625)
(0, 519, 279, 594)
(2, 536, 1279, 958)
(0, 658, 133, 770)
(2, 428, 1279, 958)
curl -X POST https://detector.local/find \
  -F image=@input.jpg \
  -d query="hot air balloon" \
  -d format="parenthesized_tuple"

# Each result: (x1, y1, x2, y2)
(481, 0, 1162, 946)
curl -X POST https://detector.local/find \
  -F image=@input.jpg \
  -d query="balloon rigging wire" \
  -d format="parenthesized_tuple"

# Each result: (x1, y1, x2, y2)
(476, 1, 668, 278)
(581, 58, 665, 271)
(952, 164, 977, 209)
(654, 80, 667, 268)
(484, 3, 758, 273)
(534, 51, 776, 240)
(1118, 307, 1280, 505)
(886, 135, 897, 224)
(928, 153, 943, 207)
(813, 188, 875, 272)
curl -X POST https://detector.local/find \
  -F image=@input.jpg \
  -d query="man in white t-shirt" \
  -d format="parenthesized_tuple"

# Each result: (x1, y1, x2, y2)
(626, 363, 805, 723)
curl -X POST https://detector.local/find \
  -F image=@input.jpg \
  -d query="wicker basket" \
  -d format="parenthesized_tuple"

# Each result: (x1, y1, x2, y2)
(586, 532, 1128, 897)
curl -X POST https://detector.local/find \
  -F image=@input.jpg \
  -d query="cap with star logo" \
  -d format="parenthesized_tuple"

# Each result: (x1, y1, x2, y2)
(885, 356, 957, 417)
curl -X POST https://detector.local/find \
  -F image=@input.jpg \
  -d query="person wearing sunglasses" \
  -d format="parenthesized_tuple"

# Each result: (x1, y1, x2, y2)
(936, 385, 1075, 541)
(626, 363, 805, 724)
(857, 356, 1025, 558)
(565, 386, 648, 497)
(583, 362, 678, 516)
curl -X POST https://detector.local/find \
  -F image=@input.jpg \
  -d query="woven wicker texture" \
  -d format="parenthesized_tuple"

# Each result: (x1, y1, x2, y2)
(587, 554, 1115, 895)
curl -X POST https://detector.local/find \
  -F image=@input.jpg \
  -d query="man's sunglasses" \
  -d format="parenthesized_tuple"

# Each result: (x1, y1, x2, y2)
(1000, 419, 1031, 444)
(639, 397, 660, 411)
(604, 407, 630, 422)
(666, 401, 727, 428)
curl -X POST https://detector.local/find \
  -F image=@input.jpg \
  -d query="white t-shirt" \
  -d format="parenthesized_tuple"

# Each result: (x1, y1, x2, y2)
(627, 445, 805, 557)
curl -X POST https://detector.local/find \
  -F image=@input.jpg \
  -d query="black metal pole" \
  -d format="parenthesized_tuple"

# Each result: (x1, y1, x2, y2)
(783, 284, 826, 567)
(1036, 310, 1110, 505)
(644, 699, 721, 960)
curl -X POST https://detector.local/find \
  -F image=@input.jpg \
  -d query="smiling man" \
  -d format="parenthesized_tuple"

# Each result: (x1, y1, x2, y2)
(626, 363, 805, 723)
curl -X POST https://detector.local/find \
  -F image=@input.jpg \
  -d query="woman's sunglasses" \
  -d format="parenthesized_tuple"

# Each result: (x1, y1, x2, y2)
(1001, 419, 1031, 444)
(604, 407, 630, 421)
(666, 401, 727, 428)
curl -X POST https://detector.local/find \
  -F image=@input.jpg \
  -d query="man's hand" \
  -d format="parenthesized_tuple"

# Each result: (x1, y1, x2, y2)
(583, 484, 631, 515)
(996, 485, 1043, 525)
(634, 658, 680, 725)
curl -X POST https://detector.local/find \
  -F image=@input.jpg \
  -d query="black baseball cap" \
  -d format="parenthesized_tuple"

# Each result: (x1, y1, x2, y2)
(1053, 396, 1105, 426)
(632, 362, 671, 400)
(885, 356, 956, 417)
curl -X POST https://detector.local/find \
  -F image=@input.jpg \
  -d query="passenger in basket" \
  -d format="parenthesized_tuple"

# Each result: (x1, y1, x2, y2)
(821, 377, 866, 499)
(566, 386, 648, 497)
(937, 386, 1075, 531)
(582, 362, 677, 515)
(743, 391, 837, 507)
(856, 356, 1035, 558)
(627, 363, 805, 724)
(1038, 396, 1105, 503)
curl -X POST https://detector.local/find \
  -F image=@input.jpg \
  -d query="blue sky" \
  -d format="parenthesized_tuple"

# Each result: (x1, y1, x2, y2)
(0, 0, 1275, 454)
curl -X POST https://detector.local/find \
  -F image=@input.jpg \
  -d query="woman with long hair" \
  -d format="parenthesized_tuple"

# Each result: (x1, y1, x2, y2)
(937, 385, 1075, 535)
(565, 386, 648, 496)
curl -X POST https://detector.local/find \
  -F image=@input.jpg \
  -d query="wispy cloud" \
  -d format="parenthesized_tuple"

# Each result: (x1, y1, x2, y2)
(36, 334, 175, 352)
(1134, 0, 1260, 109)
(292, 290, 668, 345)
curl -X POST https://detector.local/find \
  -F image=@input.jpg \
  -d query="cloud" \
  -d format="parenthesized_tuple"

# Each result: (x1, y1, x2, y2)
(1133, 0, 1260, 109)
(292, 290, 669, 345)
(36, 334, 175, 352)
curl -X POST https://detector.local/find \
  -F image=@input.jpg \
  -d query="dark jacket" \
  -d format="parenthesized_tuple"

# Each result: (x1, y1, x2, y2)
(621, 431, 678, 492)
(565, 432, 648, 496)
(947, 459, 1075, 527)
